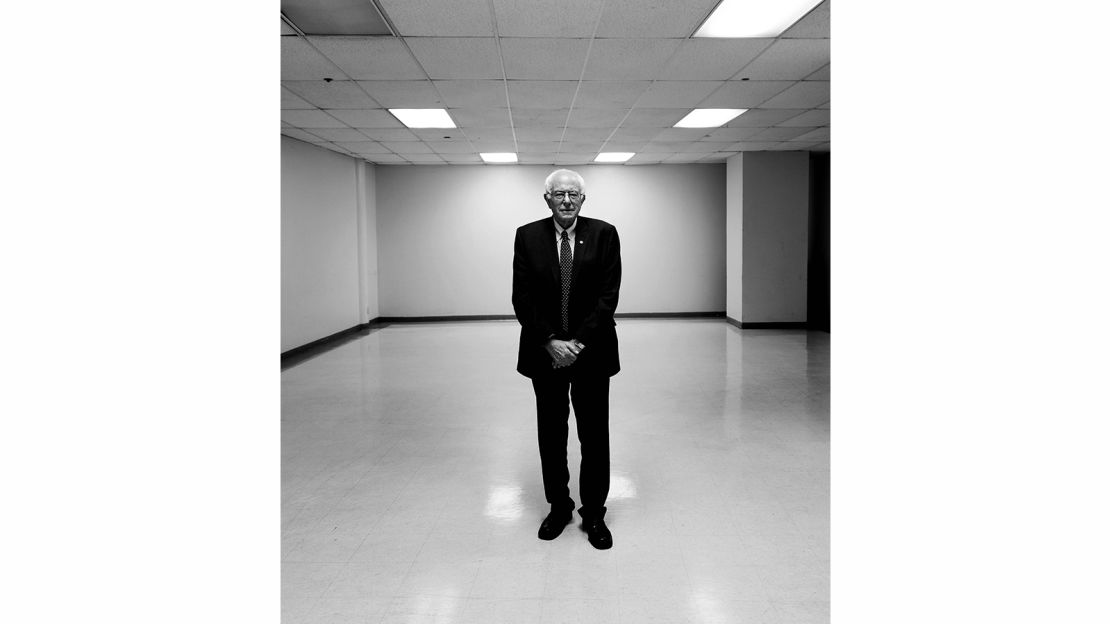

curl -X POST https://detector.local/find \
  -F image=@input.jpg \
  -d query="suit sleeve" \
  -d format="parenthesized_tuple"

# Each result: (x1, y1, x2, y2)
(512, 227, 556, 343)
(575, 226, 621, 346)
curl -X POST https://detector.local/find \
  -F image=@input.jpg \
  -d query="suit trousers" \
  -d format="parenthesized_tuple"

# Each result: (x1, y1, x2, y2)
(531, 369, 610, 520)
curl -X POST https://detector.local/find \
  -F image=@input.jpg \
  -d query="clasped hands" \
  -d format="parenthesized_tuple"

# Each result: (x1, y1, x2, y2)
(545, 339, 585, 369)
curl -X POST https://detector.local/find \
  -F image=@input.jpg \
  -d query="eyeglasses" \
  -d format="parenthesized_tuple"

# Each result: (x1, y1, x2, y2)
(549, 191, 581, 201)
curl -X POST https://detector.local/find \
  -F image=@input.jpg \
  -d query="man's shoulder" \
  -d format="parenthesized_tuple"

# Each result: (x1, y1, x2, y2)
(517, 218, 551, 235)
(579, 216, 617, 234)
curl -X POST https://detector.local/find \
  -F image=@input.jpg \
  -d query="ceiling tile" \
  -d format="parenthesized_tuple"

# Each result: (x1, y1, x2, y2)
(281, 109, 347, 128)
(377, 0, 494, 36)
(608, 127, 665, 142)
(449, 108, 513, 127)
(637, 81, 723, 107)
(658, 39, 774, 80)
(307, 128, 374, 142)
(561, 140, 605, 153)
(512, 108, 571, 127)
(653, 128, 712, 142)
(407, 38, 502, 79)
(515, 127, 567, 142)
(309, 37, 427, 80)
(364, 154, 408, 163)
(555, 153, 596, 164)
(781, 0, 830, 38)
(599, 141, 646, 152)
(627, 154, 667, 164)
(565, 108, 630, 128)
(562, 128, 614, 143)
(818, 100, 830, 109)
(433, 80, 508, 108)
(421, 138, 475, 153)
(811, 142, 830, 151)
(281, 128, 325, 143)
(729, 141, 787, 151)
(779, 109, 829, 127)
(581, 39, 682, 80)
(440, 153, 483, 163)
(492, 0, 600, 37)
(356, 80, 443, 107)
(409, 130, 471, 143)
(519, 154, 558, 164)
(701, 127, 766, 141)
(282, 37, 340, 80)
(471, 139, 517, 151)
(328, 109, 403, 128)
(283, 80, 380, 108)
(641, 141, 690, 153)
(724, 108, 803, 127)
(517, 141, 561, 152)
(794, 127, 830, 142)
(359, 128, 420, 141)
(573, 81, 651, 108)
(737, 39, 830, 80)
(620, 108, 687, 128)
(684, 141, 726, 153)
(507, 81, 578, 109)
(281, 87, 316, 109)
(750, 126, 817, 141)
(462, 127, 515, 142)
(381, 141, 433, 153)
(501, 38, 591, 80)
(697, 81, 793, 108)
(760, 81, 829, 109)
(664, 153, 708, 162)
(596, 0, 721, 37)
(405, 154, 447, 163)
(805, 64, 830, 80)
(334, 140, 391, 154)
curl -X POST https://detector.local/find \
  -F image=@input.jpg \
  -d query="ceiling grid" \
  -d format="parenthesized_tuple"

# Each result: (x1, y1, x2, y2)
(280, 0, 831, 165)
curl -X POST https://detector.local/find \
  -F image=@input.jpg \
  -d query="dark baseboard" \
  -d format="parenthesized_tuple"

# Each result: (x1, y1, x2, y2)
(615, 311, 724, 319)
(376, 314, 516, 323)
(725, 316, 809, 330)
(281, 319, 388, 370)
(283, 312, 738, 370)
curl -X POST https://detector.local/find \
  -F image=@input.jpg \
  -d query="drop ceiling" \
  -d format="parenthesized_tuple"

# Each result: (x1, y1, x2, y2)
(281, 0, 830, 165)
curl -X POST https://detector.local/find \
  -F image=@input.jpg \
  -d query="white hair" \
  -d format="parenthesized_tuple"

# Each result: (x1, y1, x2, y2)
(544, 169, 586, 194)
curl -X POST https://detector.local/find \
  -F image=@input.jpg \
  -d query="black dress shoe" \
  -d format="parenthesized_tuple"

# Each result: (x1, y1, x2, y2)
(584, 516, 613, 550)
(538, 510, 573, 541)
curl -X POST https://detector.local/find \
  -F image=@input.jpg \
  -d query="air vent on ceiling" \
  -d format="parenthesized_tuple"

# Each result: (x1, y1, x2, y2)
(281, 0, 393, 36)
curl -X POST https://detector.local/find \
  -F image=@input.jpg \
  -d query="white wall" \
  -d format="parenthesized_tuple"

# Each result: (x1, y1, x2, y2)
(374, 164, 726, 317)
(740, 152, 810, 322)
(281, 137, 376, 351)
(726, 155, 744, 321)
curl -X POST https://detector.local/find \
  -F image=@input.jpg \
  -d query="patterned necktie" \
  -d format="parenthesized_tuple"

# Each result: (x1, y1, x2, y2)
(560, 230, 572, 333)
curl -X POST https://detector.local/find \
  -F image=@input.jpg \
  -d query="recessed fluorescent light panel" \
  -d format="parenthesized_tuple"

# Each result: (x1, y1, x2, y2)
(480, 152, 518, 163)
(281, 0, 392, 35)
(694, 0, 823, 38)
(594, 152, 635, 163)
(674, 109, 747, 128)
(388, 109, 457, 129)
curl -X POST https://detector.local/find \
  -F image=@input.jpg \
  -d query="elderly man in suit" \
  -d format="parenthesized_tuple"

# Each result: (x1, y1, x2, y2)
(512, 168, 621, 550)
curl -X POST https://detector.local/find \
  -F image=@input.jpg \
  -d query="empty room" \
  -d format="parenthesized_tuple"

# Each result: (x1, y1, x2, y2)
(281, 1, 830, 623)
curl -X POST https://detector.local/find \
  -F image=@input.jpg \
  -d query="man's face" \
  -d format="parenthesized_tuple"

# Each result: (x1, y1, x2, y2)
(545, 175, 585, 229)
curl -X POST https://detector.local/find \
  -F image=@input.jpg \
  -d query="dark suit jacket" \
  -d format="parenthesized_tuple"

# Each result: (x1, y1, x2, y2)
(513, 216, 621, 379)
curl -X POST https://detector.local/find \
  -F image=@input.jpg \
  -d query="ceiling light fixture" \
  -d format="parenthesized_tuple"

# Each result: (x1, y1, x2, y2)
(674, 109, 747, 128)
(594, 152, 635, 163)
(388, 109, 457, 129)
(694, 0, 823, 38)
(480, 152, 518, 163)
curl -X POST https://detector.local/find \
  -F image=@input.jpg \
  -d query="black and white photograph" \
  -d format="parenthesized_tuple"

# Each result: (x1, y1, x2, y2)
(6, 1, 1108, 623)
(280, 1, 829, 622)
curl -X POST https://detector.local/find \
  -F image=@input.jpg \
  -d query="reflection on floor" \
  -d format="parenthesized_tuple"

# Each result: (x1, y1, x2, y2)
(282, 319, 829, 623)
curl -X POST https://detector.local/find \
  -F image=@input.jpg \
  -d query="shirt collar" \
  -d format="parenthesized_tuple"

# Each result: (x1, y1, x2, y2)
(554, 218, 578, 236)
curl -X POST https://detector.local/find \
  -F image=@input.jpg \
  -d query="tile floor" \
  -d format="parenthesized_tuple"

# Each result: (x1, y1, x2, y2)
(282, 319, 829, 623)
